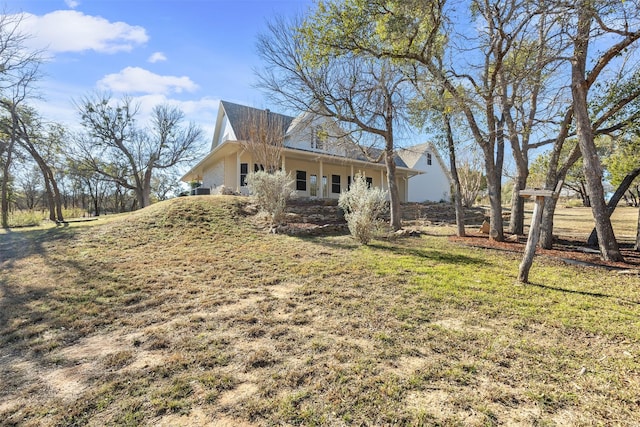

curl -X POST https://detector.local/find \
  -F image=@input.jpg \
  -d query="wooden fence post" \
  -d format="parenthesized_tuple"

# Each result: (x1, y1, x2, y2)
(518, 182, 563, 283)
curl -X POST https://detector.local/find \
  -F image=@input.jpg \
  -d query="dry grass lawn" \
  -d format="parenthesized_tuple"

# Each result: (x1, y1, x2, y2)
(551, 203, 638, 243)
(1, 196, 639, 426)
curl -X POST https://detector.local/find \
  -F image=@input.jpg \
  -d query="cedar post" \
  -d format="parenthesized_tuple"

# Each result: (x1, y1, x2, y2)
(518, 182, 562, 283)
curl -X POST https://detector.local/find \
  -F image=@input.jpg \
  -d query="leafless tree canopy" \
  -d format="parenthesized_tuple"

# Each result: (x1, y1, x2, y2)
(236, 108, 287, 173)
(74, 94, 204, 209)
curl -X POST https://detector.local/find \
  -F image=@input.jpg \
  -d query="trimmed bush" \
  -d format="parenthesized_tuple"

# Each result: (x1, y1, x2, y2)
(246, 170, 295, 225)
(338, 173, 388, 245)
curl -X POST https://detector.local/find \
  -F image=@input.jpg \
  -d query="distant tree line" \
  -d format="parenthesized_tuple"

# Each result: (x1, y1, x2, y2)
(0, 14, 204, 227)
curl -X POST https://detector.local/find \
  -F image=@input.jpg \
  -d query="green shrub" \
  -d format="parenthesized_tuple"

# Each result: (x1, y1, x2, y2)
(8, 210, 44, 227)
(338, 173, 388, 245)
(246, 170, 295, 225)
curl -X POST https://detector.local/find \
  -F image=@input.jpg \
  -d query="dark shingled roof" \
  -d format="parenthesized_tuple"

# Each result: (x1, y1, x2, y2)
(343, 144, 409, 168)
(221, 100, 294, 141)
(220, 100, 409, 168)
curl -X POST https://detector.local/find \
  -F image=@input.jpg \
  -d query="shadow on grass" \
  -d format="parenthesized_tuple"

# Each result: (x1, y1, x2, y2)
(1, 226, 84, 333)
(528, 281, 640, 305)
(303, 235, 484, 266)
(0, 226, 80, 266)
(0, 226, 87, 335)
(368, 242, 484, 266)
(298, 234, 361, 250)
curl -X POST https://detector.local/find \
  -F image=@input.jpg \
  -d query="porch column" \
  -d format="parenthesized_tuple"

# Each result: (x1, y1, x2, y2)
(236, 151, 241, 191)
(380, 169, 385, 190)
(281, 154, 286, 172)
(319, 159, 324, 198)
(404, 177, 409, 202)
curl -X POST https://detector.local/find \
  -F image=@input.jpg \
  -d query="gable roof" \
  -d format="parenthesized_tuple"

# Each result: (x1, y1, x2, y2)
(398, 142, 432, 168)
(398, 142, 452, 181)
(220, 100, 294, 141)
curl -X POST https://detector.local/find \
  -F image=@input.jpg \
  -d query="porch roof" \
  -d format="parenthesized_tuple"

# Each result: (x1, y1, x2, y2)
(180, 140, 423, 182)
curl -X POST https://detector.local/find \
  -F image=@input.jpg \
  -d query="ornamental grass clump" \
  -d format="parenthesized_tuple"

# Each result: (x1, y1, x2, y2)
(338, 173, 388, 245)
(246, 170, 296, 225)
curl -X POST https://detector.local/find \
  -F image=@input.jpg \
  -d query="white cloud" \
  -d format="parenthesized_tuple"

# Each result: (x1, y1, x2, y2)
(148, 52, 167, 63)
(65, 0, 80, 8)
(97, 67, 198, 94)
(18, 10, 148, 54)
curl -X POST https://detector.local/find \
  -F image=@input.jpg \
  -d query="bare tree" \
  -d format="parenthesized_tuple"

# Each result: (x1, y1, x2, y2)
(458, 154, 486, 209)
(301, 0, 545, 241)
(0, 12, 43, 227)
(75, 94, 204, 209)
(236, 107, 287, 173)
(408, 62, 467, 236)
(257, 16, 413, 230)
(534, 0, 640, 260)
(16, 164, 43, 210)
(3, 106, 66, 222)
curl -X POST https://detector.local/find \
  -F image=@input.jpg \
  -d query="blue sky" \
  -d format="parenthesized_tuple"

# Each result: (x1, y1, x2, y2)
(5, 0, 314, 143)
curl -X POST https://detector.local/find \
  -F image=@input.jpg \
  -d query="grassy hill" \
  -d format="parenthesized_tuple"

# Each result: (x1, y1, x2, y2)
(1, 196, 639, 426)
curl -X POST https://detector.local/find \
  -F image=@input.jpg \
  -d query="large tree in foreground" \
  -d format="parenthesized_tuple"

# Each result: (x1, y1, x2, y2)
(566, 0, 640, 261)
(75, 94, 204, 209)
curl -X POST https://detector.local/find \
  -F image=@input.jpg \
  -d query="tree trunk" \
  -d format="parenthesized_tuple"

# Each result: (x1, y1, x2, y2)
(572, 5, 623, 262)
(136, 167, 154, 209)
(444, 112, 465, 237)
(483, 117, 505, 242)
(509, 169, 528, 235)
(540, 195, 559, 249)
(1, 140, 14, 228)
(587, 167, 640, 246)
(635, 206, 640, 251)
(93, 191, 100, 217)
(485, 160, 504, 241)
(42, 173, 56, 222)
(24, 146, 64, 222)
(385, 148, 402, 231)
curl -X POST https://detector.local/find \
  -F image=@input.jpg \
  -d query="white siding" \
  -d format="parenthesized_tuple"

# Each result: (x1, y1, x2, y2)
(215, 116, 236, 147)
(202, 160, 224, 190)
(407, 153, 451, 202)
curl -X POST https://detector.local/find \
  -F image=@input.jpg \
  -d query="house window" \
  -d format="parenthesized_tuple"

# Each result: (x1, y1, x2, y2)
(331, 174, 341, 193)
(296, 170, 306, 191)
(347, 175, 352, 190)
(240, 163, 248, 186)
(366, 177, 373, 188)
(427, 153, 432, 166)
(254, 163, 265, 172)
(310, 174, 318, 197)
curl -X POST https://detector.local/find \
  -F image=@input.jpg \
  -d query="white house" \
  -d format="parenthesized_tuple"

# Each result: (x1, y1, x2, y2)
(398, 143, 452, 203)
(181, 101, 450, 203)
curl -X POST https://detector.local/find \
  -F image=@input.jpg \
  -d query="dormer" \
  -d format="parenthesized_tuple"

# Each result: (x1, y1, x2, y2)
(284, 112, 349, 156)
